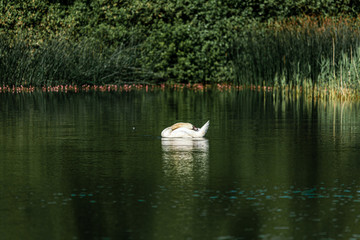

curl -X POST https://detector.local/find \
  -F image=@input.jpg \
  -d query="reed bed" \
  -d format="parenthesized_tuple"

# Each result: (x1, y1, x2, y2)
(0, 83, 213, 94)
(0, 37, 155, 87)
(0, 83, 241, 94)
(232, 16, 360, 98)
(1, 82, 358, 102)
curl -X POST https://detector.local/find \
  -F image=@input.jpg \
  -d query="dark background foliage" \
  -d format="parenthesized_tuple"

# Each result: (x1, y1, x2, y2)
(0, 0, 359, 85)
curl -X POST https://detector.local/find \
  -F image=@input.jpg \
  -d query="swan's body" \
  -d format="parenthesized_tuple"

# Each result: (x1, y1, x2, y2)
(161, 120, 210, 138)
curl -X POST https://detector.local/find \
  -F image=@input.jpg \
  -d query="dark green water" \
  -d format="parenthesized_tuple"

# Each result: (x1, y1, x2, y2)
(0, 90, 360, 239)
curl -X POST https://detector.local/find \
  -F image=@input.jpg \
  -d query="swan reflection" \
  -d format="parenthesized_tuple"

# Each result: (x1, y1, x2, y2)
(161, 138, 209, 183)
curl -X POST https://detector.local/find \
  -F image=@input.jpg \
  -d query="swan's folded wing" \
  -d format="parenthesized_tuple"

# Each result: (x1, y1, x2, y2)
(170, 128, 194, 138)
(161, 127, 173, 137)
(161, 121, 209, 138)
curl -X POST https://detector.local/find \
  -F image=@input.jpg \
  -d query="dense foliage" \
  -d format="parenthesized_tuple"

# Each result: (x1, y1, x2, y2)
(1, 0, 360, 85)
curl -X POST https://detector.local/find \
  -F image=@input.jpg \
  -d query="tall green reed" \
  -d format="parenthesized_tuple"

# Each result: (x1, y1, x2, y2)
(232, 16, 360, 93)
(0, 37, 156, 87)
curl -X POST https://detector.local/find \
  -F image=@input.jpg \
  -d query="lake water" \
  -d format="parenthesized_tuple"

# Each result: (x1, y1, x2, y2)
(0, 89, 360, 239)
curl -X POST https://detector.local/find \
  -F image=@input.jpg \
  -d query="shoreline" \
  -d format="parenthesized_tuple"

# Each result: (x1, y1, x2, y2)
(1, 83, 358, 101)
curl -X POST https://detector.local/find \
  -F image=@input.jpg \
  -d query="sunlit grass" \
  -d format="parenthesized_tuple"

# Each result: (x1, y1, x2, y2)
(232, 16, 360, 99)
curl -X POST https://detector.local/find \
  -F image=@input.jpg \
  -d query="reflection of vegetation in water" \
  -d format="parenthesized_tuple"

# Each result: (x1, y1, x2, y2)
(204, 90, 360, 239)
(0, 90, 359, 239)
(206, 89, 360, 187)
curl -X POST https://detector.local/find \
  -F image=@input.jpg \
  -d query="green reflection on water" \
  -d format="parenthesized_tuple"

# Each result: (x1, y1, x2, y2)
(0, 90, 359, 239)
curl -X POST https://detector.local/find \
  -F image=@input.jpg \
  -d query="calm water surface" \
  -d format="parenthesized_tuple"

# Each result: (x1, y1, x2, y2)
(0, 90, 360, 239)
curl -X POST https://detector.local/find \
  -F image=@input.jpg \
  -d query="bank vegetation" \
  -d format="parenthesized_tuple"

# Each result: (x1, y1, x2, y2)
(1, 0, 360, 97)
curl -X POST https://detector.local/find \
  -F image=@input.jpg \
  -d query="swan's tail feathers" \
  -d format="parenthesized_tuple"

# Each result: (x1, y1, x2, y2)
(198, 120, 210, 137)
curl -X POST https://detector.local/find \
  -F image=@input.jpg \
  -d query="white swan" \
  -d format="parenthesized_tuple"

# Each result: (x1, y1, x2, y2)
(161, 120, 210, 138)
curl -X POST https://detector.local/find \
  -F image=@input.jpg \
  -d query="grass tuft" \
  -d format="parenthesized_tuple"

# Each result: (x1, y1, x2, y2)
(0, 37, 157, 87)
(232, 16, 360, 98)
